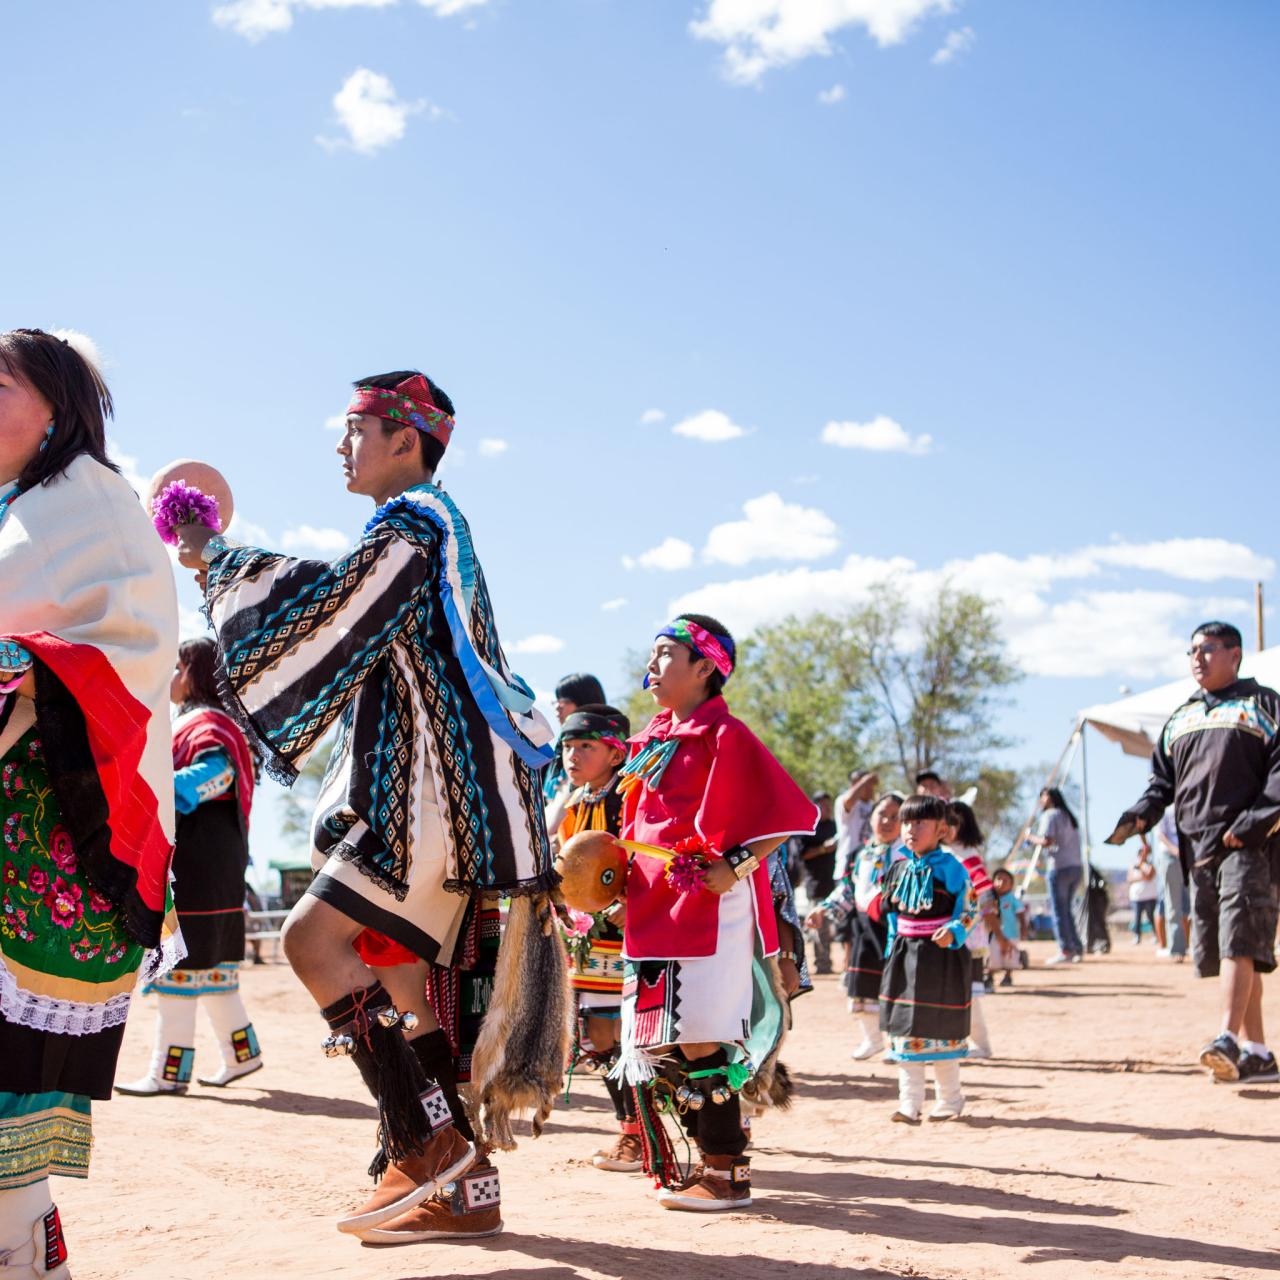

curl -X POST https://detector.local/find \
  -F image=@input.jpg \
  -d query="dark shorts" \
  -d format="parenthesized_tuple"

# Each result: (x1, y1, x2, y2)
(1189, 847, 1279, 979)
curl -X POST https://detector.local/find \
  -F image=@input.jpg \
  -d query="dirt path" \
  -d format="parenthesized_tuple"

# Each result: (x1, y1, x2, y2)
(63, 941, 1279, 1279)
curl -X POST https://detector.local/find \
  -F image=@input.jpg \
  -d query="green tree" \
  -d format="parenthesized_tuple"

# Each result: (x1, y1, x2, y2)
(850, 584, 1022, 789)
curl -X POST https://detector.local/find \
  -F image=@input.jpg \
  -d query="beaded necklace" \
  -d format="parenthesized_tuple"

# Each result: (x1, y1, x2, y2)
(0, 484, 19, 525)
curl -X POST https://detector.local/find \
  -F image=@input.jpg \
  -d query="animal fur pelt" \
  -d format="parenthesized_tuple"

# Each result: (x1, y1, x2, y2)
(468, 894, 571, 1150)
(741, 955, 796, 1112)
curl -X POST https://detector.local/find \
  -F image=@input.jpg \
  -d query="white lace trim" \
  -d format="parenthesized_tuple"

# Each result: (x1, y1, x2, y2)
(0, 920, 184, 1037)
(0, 956, 133, 1037)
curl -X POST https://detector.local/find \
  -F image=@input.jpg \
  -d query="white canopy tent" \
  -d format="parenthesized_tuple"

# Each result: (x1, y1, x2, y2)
(1078, 645, 1280, 759)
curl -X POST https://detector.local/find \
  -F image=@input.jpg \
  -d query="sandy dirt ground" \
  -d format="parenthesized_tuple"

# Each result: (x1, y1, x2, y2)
(61, 940, 1279, 1280)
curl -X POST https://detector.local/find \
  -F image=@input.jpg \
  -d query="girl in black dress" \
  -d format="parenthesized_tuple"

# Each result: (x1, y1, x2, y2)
(117, 638, 261, 1094)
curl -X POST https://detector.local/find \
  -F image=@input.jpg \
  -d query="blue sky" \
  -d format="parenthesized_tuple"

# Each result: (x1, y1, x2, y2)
(6, 1, 1278, 870)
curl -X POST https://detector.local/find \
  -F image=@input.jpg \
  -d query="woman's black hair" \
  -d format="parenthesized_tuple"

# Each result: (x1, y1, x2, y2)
(353, 369, 454, 474)
(555, 672, 606, 706)
(178, 636, 223, 710)
(872, 791, 905, 812)
(946, 800, 985, 848)
(898, 793, 948, 824)
(674, 612, 735, 697)
(0, 329, 120, 494)
(1040, 787, 1079, 828)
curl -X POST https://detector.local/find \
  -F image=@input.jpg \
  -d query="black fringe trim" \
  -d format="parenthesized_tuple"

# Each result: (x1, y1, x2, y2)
(32, 661, 166, 951)
(210, 657, 299, 789)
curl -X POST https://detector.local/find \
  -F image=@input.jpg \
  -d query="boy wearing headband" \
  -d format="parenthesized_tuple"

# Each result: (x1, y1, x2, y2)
(615, 613, 817, 1212)
(554, 704, 643, 1173)
(177, 371, 559, 1246)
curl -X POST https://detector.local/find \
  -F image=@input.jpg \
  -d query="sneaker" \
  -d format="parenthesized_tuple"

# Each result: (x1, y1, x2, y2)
(1198, 1034, 1241, 1082)
(1236, 1050, 1280, 1084)
(114, 1075, 188, 1097)
(197, 1059, 264, 1088)
(358, 1164, 503, 1243)
(657, 1156, 751, 1212)
(967, 1044, 992, 1060)
(592, 1131, 643, 1172)
(1154, 947, 1171, 958)
(850, 1034, 884, 1061)
(999, 972, 1013, 988)
(983, 974, 995, 994)
(337, 1125, 476, 1235)
(1044, 953, 1071, 967)
(1069, 954, 1083, 964)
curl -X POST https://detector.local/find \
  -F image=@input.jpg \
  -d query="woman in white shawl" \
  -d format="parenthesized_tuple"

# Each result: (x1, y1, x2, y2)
(0, 329, 178, 1279)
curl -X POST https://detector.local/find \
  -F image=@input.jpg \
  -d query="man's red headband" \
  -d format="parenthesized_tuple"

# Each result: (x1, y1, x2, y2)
(347, 374, 455, 447)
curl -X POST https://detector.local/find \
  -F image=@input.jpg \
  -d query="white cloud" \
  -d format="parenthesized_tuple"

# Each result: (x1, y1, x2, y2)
(623, 537, 696, 572)
(640, 408, 666, 425)
(318, 68, 440, 155)
(818, 84, 847, 104)
(1091, 539, 1274, 583)
(507, 633, 566, 656)
(213, 0, 396, 41)
(667, 537, 1275, 681)
(477, 438, 509, 458)
(703, 492, 839, 566)
(601, 597, 628, 611)
(213, 0, 488, 40)
(690, 0, 955, 85)
(107, 437, 151, 499)
(418, 0, 489, 12)
(179, 606, 211, 640)
(225, 514, 272, 547)
(931, 25, 975, 65)
(672, 409, 748, 443)
(280, 524, 350, 556)
(821, 415, 933, 455)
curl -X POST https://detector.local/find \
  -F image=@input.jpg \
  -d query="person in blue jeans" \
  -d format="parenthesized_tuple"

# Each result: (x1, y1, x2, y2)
(1154, 812, 1190, 960)
(1026, 788, 1084, 965)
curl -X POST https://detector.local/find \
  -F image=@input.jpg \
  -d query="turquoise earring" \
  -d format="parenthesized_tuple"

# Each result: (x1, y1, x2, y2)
(40, 422, 54, 453)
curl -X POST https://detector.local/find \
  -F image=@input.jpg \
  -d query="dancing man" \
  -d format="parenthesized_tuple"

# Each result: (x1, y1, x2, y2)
(176, 369, 561, 1244)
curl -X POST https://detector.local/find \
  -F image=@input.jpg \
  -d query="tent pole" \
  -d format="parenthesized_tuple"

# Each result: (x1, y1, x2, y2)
(1080, 720, 1092, 871)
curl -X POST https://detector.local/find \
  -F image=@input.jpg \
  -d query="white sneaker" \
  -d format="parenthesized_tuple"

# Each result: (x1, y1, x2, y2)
(114, 1075, 187, 1096)
(850, 1035, 884, 1061)
(197, 1058, 264, 1088)
(1069, 954, 1083, 964)
(967, 1043, 992, 1059)
(1154, 947, 1171, 957)
(1045, 954, 1071, 967)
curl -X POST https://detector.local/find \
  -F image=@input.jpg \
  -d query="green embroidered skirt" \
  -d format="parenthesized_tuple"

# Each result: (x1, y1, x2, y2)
(0, 1091, 92, 1189)
(1, 727, 147, 1115)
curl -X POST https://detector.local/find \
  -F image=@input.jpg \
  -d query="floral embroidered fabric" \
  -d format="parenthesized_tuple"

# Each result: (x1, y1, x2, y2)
(1, 729, 144, 1034)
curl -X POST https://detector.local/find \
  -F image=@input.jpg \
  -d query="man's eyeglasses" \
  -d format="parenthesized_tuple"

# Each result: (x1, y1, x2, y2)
(1187, 643, 1229, 658)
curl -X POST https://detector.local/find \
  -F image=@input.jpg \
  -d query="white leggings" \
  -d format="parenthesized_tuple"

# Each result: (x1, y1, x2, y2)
(897, 1059, 963, 1110)
(148, 990, 259, 1082)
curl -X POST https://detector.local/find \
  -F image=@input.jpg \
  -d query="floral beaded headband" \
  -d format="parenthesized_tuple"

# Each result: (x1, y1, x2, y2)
(346, 374, 455, 446)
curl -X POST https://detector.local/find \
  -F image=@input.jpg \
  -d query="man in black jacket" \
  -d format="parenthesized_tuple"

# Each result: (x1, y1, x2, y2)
(1111, 621, 1279, 1085)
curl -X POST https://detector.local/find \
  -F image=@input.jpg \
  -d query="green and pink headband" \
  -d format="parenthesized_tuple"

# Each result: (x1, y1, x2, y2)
(655, 619, 735, 679)
(347, 374, 455, 446)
